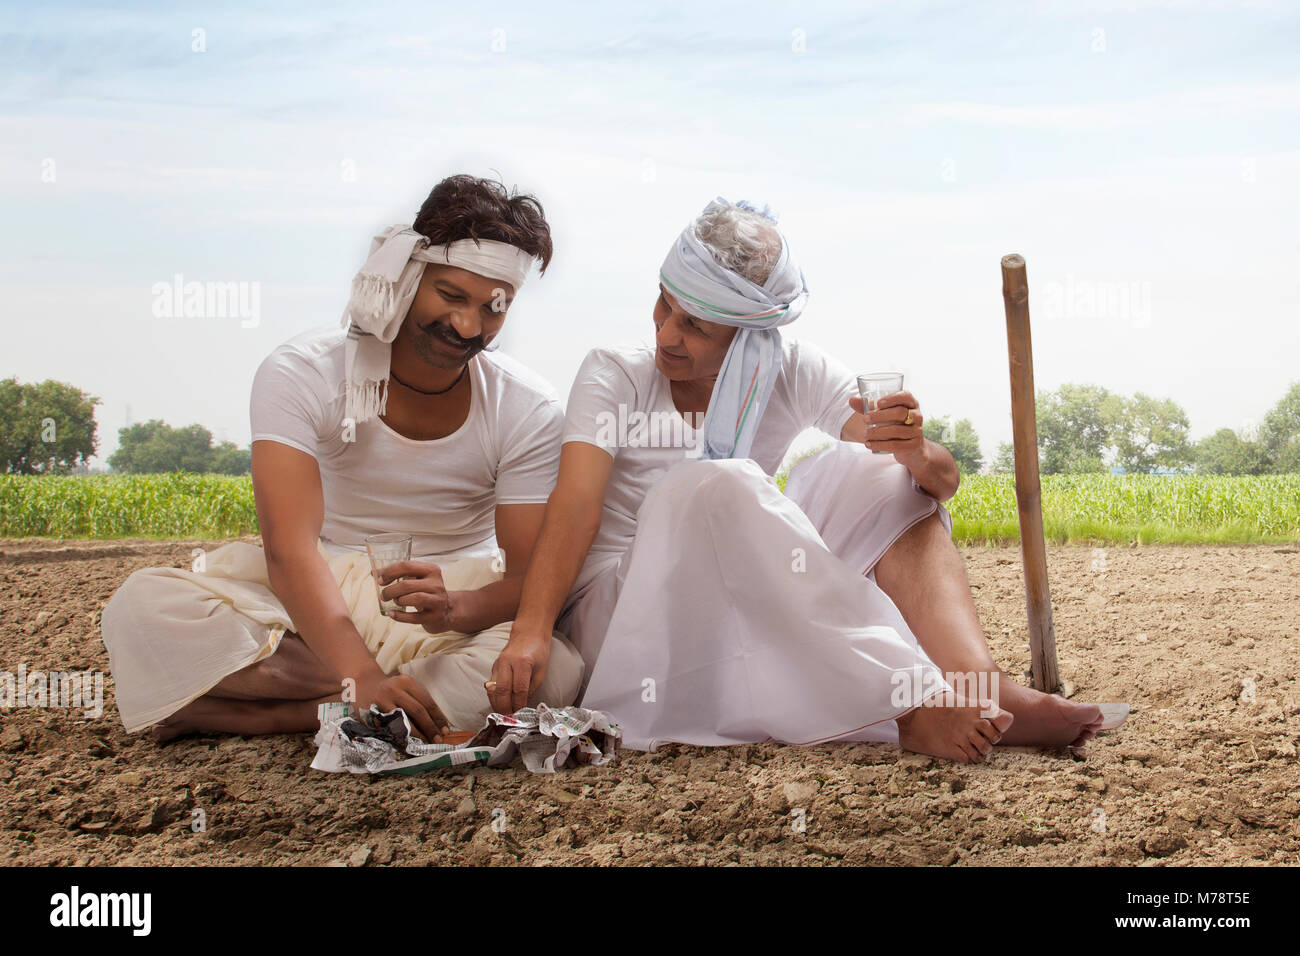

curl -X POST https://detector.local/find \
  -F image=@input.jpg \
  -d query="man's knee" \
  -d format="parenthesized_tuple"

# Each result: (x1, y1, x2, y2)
(539, 634, 585, 708)
(642, 457, 768, 524)
(787, 442, 868, 488)
(879, 511, 958, 584)
(101, 567, 166, 639)
(105, 566, 155, 609)
(402, 629, 585, 719)
(903, 509, 953, 550)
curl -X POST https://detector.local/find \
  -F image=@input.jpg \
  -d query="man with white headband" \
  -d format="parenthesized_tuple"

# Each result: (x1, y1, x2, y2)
(492, 196, 1109, 763)
(101, 175, 584, 744)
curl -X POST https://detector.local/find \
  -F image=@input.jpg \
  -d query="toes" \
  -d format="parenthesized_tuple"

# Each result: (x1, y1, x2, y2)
(975, 718, 1003, 745)
(1077, 704, 1103, 723)
(152, 717, 192, 744)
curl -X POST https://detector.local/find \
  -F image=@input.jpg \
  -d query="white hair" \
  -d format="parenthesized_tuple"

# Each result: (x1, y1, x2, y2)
(691, 200, 782, 286)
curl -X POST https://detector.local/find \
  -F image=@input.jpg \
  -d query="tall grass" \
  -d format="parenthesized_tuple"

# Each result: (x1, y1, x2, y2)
(2, 470, 1297, 545)
(946, 472, 1300, 546)
(775, 447, 1300, 546)
(0, 474, 258, 539)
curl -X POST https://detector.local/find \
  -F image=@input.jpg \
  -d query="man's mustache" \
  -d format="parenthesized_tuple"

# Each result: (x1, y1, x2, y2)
(421, 321, 484, 353)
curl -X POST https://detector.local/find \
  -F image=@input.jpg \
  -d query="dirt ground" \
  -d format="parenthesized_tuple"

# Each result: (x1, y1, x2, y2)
(0, 536, 1296, 866)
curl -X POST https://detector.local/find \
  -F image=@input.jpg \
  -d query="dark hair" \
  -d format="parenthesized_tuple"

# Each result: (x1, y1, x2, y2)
(412, 174, 554, 274)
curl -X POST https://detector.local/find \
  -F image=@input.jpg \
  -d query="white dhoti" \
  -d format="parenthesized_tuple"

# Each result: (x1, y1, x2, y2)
(100, 541, 584, 734)
(563, 442, 954, 751)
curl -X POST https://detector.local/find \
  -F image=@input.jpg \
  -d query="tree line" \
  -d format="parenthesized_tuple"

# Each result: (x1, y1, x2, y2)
(0, 379, 250, 475)
(930, 381, 1300, 475)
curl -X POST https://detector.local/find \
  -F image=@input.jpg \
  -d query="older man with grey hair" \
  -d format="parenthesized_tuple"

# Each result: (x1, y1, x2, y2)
(488, 197, 1111, 763)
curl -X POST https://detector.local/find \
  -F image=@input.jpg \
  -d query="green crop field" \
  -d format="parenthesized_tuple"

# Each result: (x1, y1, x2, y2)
(940, 472, 1300, 546)
(771, 451, 1300, 545)
(2, 470, 1298, 545)
(0, 474, 258, 539)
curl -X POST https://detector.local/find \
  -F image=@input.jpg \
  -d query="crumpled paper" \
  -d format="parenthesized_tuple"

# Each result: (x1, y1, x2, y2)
(310, 701, 621, 775)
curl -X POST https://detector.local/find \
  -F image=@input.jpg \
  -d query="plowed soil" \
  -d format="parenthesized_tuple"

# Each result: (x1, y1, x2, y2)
(1, 537, 1296, 866)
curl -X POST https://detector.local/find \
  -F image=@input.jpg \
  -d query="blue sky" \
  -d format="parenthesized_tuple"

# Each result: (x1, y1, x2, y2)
(2, 0, 1298, 467)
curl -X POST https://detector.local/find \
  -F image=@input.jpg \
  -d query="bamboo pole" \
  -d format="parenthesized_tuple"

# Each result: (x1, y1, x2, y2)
(1000, 254, 1062, 694)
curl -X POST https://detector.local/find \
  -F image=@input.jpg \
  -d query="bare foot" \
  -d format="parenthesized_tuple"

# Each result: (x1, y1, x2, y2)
(897, 695, 1014, 763)
(150, 712, 197, 744)
(995, 681, 1103, 748)
(151, 694, 328, 742)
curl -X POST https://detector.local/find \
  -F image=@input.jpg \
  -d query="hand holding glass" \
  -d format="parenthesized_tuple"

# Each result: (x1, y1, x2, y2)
(856, 371, 905, 455)
(856, 371, 904, 412)
(364, 533, 413, 617)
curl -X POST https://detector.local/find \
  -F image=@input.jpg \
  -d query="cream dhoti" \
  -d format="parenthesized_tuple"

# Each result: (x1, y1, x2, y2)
(101, 542, 583, 734)
(565, 442, 954, 751)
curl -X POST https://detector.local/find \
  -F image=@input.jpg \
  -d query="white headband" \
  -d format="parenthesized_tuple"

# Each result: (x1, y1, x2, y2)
(413, 238, 534, 291)
(339, 224, 538, 423)
(658, 197, 808, 461)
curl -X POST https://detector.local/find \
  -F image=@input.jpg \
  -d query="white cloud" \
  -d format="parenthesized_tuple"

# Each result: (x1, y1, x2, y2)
(909, 81, 1300, 131)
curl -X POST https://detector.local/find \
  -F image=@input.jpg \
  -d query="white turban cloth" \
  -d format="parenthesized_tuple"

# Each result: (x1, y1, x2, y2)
(657, 197, 809, 460)
(339, 224, 537, 423)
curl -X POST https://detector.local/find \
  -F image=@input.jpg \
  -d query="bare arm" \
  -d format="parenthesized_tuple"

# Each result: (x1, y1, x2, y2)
(251, 441, 373, 679)
(462, 502, 545, 629)
(250, 440, 449, 740)
(487, 441, 614, 713)
(841, 393, 961, 502)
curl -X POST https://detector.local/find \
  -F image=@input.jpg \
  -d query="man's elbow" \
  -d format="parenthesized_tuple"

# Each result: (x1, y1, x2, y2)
(920, 478, 958, 504)
(263, 548, 292, 594)
(546, 485, 603, 539)
(262, 538, 318, 587)
(944, 468, 961, 502)
(575, 504, 604, 543)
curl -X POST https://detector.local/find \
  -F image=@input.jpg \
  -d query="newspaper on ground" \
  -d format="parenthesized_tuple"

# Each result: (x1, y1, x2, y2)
(311, 701, 621, 776)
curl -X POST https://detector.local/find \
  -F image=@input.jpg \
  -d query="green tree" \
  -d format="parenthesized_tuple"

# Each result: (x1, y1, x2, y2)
(1259, 382, 1300, 473)
(1194, 428, 1267, 475)
(991, 441, 1016, 475)
(923, 416, 983, 474)
(108, 420, 236, 473)
(1035, 383, 1115, 474)
(0, 378, 100, 474)
(209, 441, 252, 475)
(1272, 439, 1300, 473)
(1110, 392, 1194, 474)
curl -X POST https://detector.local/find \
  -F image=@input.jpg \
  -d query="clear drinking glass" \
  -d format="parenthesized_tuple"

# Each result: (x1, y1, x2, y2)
(364, 533, 413, 617)
(856, 371, 905, 412)
(856, 371, 905, 457)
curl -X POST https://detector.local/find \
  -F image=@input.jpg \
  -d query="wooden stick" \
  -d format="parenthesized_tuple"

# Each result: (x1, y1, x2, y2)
(1000, 254, 1062, 694)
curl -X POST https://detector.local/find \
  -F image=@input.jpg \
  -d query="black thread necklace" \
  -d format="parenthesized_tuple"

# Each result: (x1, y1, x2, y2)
(389, 365, 466, 396)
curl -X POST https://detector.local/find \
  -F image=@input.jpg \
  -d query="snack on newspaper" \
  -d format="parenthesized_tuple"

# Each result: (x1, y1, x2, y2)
(311, 701, 621, 776)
